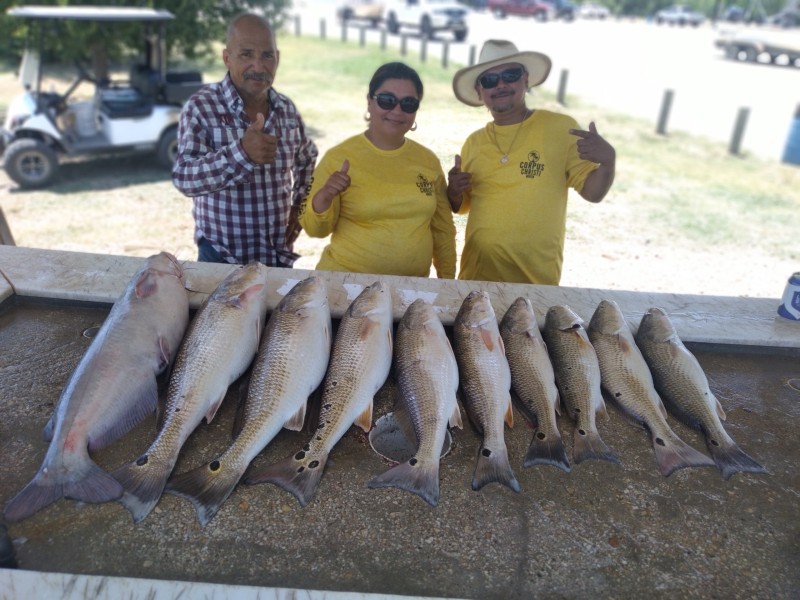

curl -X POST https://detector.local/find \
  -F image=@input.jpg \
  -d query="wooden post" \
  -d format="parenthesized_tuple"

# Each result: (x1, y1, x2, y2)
(468, 45, 476, 66)
(557, 69, 568, 106)
(380, 29, 387, 50)
(442, 41, 450, 68)
(420, 38, 427, 63)
(359, 26, 366, 47)
(729, 107, 750, 156)
(320, 19, 326, 40)
(294, 15, 301, 37)
(0, 208, 15, 246)
(401, 34, 407, 56)
(656, 89, 674, 135)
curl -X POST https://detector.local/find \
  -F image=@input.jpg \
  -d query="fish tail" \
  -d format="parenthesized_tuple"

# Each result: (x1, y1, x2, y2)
(367, 457, 440, 507)
(4, 462, 123, 523)
(652, 432, 716, 477)
(245, 451, 329, 508)
(523, 429, 571, 473)
(112, 457, 174, 523)
(706, 439, 768, 481)
(572, 428, 621, 465)
(165, 459, 244, 527)
(471, 445, 521, 493)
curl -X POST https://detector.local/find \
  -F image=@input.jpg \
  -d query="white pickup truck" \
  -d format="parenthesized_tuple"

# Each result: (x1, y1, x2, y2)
(384, 0, 469, 41)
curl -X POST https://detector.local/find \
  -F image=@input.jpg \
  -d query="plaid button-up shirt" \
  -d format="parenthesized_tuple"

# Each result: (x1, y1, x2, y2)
(172, 74, 318, 267)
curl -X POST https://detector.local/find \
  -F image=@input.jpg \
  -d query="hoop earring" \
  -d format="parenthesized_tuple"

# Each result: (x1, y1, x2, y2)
(410, 121, 417, 131)
(364, 110, 371, 122)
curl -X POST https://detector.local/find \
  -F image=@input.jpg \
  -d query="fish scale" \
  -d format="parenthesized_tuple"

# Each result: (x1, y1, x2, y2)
(453, 290, 520, 494)
(113, 262, 270, 523)
(165, 276, 332, 526)
(246, 280, 393, 507)
(4, 252, 189, 523)
(588, 299, 715, 477)
(542, 304, 620, 466)
(500, 297, 570, 473)
(368, 299, 462, 507)
(635, 307, 767, 480)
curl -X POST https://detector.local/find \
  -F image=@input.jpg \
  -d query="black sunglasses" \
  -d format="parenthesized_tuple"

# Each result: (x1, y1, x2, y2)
(372, 92, 420, 114)
(478, 67, 525, 90)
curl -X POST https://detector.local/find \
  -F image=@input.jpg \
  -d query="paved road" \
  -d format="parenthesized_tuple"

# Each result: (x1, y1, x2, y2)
(290, 2, 800, 161)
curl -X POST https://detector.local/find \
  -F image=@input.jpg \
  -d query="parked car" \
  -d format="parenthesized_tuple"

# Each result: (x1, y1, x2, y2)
(654, 5, 705, 26)
(384, 0, 469, 40)
(577, 2, 610, 19)
(1, 6, 203, 189)
(545, 0, 575, 20)
(338, 0, 385, 26)
(487, 0, 555, 20)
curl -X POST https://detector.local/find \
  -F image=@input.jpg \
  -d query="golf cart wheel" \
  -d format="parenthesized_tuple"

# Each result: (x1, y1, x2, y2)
(3, 138, 59, 189)
(156, 126, 179, 168)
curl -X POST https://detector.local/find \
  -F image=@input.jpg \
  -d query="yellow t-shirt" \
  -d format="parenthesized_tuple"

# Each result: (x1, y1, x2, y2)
(300, 133, 456, 278)
(458, 110, 598, 285)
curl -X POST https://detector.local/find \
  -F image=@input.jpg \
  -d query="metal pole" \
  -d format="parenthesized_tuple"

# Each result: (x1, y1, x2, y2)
(320, 19, 326, 41)
(359, 26, 366, 47)
(420, 38, 427, 63)
(656, 89, 674, 135)
(401, 35, 407, 56)
(729, 107, 750, 155)
(380, 30, 387, 50)
(442, 41, 450, 68)
(341, 23, 347, 43)
(468, 45, 476, 66)
(557, 69, 569, 106)
(294, 15, 301, 37)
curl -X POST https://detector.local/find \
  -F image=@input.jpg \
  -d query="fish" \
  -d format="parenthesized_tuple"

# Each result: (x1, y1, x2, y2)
(588, 299, 715, 477)
(112, 262, 270, 523)
(542, 305, 620, 466)
(635, 307, 768, 480)
(368, 299, 463, 507)
(499, 297, 570, 473)
(165, 276, 332, 526)
(453, 290, 520, 494)
(4, 252, 189, 523)
(246, 280, 393, 507)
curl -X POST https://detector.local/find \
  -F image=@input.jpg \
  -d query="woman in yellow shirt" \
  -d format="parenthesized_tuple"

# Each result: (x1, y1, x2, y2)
(299, 62, 456, 278)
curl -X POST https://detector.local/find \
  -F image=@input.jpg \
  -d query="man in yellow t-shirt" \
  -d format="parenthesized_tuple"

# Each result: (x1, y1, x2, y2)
(448, 40, 616, 285)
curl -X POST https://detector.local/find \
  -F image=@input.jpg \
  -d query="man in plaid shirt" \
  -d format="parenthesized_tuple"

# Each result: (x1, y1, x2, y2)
(172, 13, 318, 267)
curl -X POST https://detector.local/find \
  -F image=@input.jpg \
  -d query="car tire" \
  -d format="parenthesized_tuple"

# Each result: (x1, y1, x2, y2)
(386, 12, 399, 34)
(156, 125, 179, 168)
(3, 138, 60, 189)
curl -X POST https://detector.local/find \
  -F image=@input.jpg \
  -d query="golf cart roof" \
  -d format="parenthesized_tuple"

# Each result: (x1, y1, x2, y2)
(7, 6, 175, 22)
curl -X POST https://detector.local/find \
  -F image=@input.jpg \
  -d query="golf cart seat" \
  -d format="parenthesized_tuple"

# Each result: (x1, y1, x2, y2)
(130, 63, 202, 105)
(99, 86, 153, 119)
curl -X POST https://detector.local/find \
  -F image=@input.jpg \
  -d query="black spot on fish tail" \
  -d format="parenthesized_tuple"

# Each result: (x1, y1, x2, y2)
(572, 428, 621, 466)
(165, 459, 244, 528)
(471, 444, 520, 493)
(523, 429, 571, 473)
(244, 451, 329, 508)
(368, 458, 440, 507)
(705, 437, 769, 481)
(652, 433, 716, 477)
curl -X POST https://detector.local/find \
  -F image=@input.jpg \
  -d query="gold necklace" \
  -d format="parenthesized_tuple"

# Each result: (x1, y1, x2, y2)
(492, 110, 530, 164)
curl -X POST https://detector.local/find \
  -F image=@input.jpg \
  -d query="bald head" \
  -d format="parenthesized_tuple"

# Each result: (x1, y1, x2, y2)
(226, 13, 273, 47)
(223, 13, 279, 105)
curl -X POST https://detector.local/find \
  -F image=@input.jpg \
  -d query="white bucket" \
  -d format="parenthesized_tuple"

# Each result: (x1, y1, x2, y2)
(72, 101, 98, 137)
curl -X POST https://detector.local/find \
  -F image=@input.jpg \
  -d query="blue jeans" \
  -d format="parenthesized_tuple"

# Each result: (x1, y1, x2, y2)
(197, 238, 227, 263)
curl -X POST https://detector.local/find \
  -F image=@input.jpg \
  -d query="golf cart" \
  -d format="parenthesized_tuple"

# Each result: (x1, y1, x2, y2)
(1, 6, 203, 189)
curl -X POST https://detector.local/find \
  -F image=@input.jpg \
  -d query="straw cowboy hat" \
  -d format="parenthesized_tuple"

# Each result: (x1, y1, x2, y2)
(452, 40, 552, 107)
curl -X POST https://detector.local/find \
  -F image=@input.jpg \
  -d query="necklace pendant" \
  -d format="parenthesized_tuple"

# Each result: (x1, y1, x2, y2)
(500, 154, 509, 164)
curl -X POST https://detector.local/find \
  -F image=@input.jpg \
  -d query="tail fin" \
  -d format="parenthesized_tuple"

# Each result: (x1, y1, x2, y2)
(523, 429, 571, 473)
(572, 428, 621, 466)
(112, 455, 174, 523)
(4, 462, 122, 523)
(245, 450, 329, 508)
(165, 459, 245, 527)
(706, 439, 768, 481)
(368, 457, 440, 507)
(471, 445, 521, 493)
(652, 432, 716, 477)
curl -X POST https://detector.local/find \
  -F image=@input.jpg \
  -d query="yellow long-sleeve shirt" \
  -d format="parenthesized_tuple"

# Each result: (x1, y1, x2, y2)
(300, 133, 457, 278)
(458, 110, 598, 285)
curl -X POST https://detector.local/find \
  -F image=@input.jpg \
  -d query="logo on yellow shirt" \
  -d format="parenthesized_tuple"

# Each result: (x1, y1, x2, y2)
(520, 151, 545, 179)
(415, 174, 434, 196)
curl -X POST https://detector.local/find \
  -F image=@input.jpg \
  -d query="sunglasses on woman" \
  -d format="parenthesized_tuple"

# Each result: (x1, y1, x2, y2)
(372, 92, 420, 114)
(478, 67, 525, 90)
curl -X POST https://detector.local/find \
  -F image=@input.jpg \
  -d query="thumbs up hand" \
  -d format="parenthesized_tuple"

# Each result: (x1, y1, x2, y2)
(311, 159, 351, 214)
(242, 112, 278, 164)
(447, 154, 471, 212)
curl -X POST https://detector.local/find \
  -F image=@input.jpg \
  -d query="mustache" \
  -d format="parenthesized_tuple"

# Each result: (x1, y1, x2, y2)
(244, 72, 271, 82)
